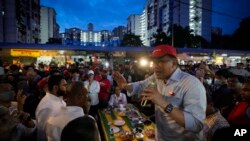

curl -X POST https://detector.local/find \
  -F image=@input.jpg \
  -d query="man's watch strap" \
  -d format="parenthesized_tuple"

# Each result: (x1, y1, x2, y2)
(164, 103, 174, 113)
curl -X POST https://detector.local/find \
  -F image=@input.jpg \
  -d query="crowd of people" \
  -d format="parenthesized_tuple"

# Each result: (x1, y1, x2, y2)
(0, 44, 249, 141)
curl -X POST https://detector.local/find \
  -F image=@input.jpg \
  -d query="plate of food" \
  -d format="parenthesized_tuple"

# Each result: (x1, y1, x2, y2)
(135, 132, 144, 140)
(118, 111, 126, 117)
(119, 131, 134, 141)
(110, 126, 120, 133)
(127, 110, 141, 119)
(114, 119, 125, 126)
(143, 120, 152, 126)
(119, 107, 126, 111)
(144, 129, 155, 139)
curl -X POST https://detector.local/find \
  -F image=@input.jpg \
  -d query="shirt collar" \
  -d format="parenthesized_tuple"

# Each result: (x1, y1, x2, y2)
(66, 106, 85, 115)
(115, 93, 121, 98)
(167, 68, 182, 82)
(46, 92, 64, 101)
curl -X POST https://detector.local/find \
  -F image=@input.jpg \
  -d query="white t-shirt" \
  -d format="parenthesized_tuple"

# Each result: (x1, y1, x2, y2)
(35, 93, 66, 141)
(46, 106, 93, 141)
(109, 93, 127, 107)
(84, 80, 100, 106)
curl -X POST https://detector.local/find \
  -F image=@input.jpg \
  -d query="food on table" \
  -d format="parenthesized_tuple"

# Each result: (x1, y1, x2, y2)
(119, 131, 134, 141)
(144, 129, 155, 139)
(113, 119, 125, 126)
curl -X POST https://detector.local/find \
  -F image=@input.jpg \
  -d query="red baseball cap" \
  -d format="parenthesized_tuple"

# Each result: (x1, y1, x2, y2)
(150, 44, 177, 58)
(38, 77, 49, 90)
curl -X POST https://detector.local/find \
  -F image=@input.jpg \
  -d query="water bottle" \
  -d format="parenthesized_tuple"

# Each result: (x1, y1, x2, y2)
(84, 83, 89, 91)
(9, 101, 18, 115)
(141, 76, 157, 107)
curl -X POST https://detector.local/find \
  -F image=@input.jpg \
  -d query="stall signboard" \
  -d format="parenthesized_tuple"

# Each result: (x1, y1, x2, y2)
(11, 49, 41, 57)
(112, 51, 126, 57)
(41, 50, 58, 56)
(74, 50, 86, 55)
(10, 49, 61, 57)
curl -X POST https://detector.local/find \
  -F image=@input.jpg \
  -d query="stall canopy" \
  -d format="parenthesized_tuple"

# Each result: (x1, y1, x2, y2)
(1, 42, 250, 56)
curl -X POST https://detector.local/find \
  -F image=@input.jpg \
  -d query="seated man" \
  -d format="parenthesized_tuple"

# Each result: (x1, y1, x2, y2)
(109, 86, 127, 107)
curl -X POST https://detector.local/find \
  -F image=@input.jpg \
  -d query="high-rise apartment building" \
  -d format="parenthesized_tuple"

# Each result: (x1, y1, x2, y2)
(199, 0, 211, 42)
(101, 30, 111, 42)
(0, 0, 16, 42)
(140, 9, 148, 46)
(54, 23, 60, 39)
(63, 27, 81, 45)
(80, 23, 102, 46)
(127, 14, 141, 36)
(140, 0, 211, 46)
(87, 23, 94, 31)
(0, 0, 40, 43)
(112, 26, 126, 40)
(61, 24, 107, 46)
(61, 23, 121, 46)
(40, 6, 59, 43)
(80, 30, 101, 46)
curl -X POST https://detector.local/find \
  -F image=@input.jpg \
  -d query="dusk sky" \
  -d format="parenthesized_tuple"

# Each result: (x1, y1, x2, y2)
(40, 0, 250, 35)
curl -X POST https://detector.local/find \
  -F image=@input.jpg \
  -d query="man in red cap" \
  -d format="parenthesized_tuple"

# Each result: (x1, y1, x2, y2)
(114, 44, 206, 141)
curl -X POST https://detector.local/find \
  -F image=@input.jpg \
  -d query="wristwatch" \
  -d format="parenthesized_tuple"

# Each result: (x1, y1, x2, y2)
(164, 104, 174, 113)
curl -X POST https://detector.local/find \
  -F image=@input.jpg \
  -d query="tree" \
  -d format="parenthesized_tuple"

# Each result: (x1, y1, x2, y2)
(220, 35, 234, 49)
(151, 24, 208, 48)
(232, 17, 250, 50)
(210, 17, 250, 50)
(174, 25, 209, 48)
(168, 24, 196, 48)
(46, 38, 62, 44)
(121, 33, 143, 46)
(152, 28, 170, 46)
(190, 35, 209, 48)
(211, 32, 222, 49)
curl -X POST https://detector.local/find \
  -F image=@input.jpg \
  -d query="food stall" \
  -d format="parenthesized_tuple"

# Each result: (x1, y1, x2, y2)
(98, 104, 155, 141)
